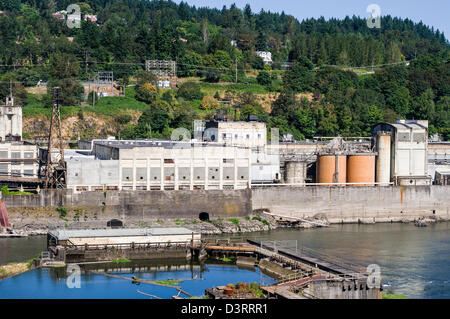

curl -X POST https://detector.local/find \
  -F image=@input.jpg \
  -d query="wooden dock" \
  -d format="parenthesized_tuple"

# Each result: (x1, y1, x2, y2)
(247, 239, 364, 278)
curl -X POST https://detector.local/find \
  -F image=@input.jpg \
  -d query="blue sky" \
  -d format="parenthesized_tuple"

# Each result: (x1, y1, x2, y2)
(174, 0, 450, 40)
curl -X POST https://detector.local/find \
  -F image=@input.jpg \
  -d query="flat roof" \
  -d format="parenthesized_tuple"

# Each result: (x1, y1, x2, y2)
(94, 139, 246, 150)
(49, 227, 198, 240)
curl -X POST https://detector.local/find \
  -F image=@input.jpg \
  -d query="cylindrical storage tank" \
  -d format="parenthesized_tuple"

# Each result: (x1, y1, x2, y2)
(376, 133, 391, 186)
(346, 154, 376, 186)
(316, 155, 347, 186)
(285, 161, 307, 184)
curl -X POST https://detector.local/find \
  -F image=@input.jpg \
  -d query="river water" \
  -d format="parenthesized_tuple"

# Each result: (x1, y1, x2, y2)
(1, 222, 449, 299)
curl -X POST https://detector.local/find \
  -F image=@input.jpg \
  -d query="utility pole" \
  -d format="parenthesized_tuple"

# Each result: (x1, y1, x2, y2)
(235, 56, 238, 83)
(85, 50, 89, 74)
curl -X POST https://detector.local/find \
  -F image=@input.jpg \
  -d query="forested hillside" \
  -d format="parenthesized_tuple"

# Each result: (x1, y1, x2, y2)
(0, 0, 449, 140)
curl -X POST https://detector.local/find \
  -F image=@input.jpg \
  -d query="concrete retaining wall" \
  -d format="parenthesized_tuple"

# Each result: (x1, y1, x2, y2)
(252, 186, 450, 223)
(4, 189, 252, 221)
(4, 186, 450, 225)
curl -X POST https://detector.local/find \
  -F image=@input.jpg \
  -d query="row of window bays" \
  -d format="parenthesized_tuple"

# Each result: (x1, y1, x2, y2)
(0, 147, 37, 176)
(85, 143, 253, 190)
(119, 157, 251, 183)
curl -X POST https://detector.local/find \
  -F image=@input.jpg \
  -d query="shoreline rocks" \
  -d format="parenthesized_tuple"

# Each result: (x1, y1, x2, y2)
(5, 213, 449, 237)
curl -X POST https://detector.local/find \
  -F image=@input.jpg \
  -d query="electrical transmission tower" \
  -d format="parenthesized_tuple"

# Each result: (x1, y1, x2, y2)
(44, 87, 66, 188)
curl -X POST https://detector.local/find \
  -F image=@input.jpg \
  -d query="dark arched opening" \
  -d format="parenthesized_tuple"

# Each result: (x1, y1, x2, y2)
(107, 219, 123, 228)
(199, 212, 210, 221)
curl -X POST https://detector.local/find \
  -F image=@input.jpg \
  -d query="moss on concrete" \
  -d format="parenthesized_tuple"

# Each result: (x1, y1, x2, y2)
(382, 293, 408, 299)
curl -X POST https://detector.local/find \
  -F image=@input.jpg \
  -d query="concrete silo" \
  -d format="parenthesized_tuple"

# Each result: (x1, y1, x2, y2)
(375, 133, 392, 185)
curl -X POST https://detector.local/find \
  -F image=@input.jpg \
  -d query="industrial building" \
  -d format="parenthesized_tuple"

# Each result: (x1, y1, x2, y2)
(201, 119, 267, 150)
(0, 142, 39, 179)
(66, 139, 252, 192)
(48, 227, 201, 247)
(0, 93, 40, 188)
(262, 120, 441, 187)
(1, 93, 22, 142)
(197, 118, 280, 183)
(372, 120, 431, 186)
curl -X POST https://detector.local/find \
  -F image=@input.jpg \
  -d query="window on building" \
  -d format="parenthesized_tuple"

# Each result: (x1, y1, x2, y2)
(0, 164, 8, 175)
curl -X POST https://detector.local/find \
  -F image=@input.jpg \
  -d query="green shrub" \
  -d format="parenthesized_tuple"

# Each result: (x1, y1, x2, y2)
(252, 216, 270, 226)
(227, 218, 240, 225)
(56, 207, 67, 219)
(257, 71, 272, 86)
(177, 82, 204, 100)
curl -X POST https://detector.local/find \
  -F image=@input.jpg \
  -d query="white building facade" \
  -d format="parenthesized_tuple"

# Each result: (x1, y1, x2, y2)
(67, 140, 252, 192)
(0, 94, 22, 142)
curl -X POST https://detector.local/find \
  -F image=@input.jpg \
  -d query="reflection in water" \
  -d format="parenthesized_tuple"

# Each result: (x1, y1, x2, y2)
(0, 236, 46, 265)
(0, 260, 274, 299)
(1, 222, 450, 298)
(214, 222, 450, 299)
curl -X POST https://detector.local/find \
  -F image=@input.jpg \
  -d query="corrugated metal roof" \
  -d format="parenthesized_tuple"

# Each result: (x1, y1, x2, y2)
(48, 227, 197, 240)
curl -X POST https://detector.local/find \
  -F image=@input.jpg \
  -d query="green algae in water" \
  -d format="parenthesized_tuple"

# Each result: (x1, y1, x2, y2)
(111, 258, 132, 263)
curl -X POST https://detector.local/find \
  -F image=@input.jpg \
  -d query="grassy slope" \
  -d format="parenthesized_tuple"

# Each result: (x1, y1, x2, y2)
(23, 86, 148, 119)
(22, 81, 274, 120)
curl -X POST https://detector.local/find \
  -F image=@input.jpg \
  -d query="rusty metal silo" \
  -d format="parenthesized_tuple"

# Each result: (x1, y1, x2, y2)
(376, 133, 391, 186)
(316, 155, 347, 185)
(346, 154, 376, 186)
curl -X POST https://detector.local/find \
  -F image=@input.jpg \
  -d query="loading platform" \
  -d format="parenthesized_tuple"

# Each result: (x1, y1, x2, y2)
(247, 239, 364, 278)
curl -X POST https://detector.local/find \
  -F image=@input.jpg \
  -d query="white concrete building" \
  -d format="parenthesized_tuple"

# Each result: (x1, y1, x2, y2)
(203, 120, 267, 150)
(0, 142, 39, 179)
(0, 94, 39, 185)
(0, 94, 22, 142)
(201, 120, 280, 183)
(372, 120, 431, 185)
(68, 140, 252, 192)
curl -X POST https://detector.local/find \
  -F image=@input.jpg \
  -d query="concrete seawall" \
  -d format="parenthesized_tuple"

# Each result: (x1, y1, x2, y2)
(3, 186, 450, 227)
(4, 189, 251, 223)
(252, 186, 450, 223)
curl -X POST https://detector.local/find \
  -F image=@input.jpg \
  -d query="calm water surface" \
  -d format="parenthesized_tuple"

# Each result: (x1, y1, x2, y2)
(215, 222, 450, 299)
(0, 260, 275, 299)
(1, 222, 449, 298)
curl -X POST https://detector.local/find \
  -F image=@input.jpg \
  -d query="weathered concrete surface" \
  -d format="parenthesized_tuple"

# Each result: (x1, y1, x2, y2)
(4, 186, 450, 228)
(4, 189, 251, 219)
(64, 247, 190, 263)
(252, 186, 450, 223)
(303, 278, 382, 299)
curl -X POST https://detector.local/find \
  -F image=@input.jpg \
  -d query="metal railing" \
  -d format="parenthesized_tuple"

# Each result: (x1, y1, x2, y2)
(64, 241, 194, 251)
(252, 182, 394, 187)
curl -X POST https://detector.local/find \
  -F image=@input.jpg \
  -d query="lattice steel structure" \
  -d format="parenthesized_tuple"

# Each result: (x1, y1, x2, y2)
(145, 60, 176, 77)
(43, 87, 66, 188)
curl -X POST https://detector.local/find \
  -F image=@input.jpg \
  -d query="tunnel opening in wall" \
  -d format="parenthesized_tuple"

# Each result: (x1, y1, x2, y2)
(107, 219, 123, 228)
